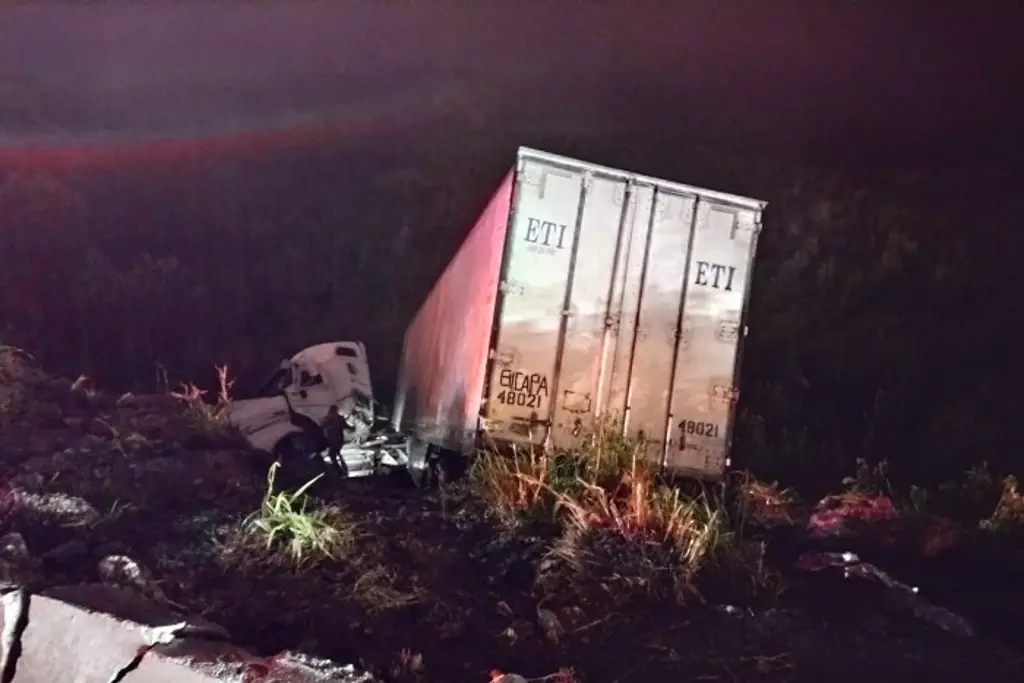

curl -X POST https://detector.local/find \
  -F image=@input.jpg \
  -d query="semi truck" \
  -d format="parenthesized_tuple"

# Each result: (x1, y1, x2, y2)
(228, 147, 766, 483)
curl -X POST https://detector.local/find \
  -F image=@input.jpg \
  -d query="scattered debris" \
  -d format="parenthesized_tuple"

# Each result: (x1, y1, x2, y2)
(794, 551, 975, 638)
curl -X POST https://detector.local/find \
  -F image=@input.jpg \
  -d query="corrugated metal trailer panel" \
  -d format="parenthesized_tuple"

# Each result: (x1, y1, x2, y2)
(392, 172, 514, 454)
(481, 148, 764, 479)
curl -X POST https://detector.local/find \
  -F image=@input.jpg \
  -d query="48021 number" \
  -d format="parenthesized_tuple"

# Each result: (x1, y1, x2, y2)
(678, 420, 720, 438)
(496, 390, 541, 409)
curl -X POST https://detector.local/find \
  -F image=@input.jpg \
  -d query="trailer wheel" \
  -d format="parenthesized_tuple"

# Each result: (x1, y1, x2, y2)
(273, 430, 316, 460)
(435, 450, 467, 484)
(407, 437, 433, 488)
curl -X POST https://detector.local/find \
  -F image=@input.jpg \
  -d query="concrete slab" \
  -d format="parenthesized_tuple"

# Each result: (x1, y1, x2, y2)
(8, 589, 150, 683)
(122, 638, 250, 683)
(43, 583, 230, 639)
(0, 584, 374, 683)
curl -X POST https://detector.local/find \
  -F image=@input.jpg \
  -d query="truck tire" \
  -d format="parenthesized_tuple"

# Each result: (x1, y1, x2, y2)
(272, 431, 325, 485)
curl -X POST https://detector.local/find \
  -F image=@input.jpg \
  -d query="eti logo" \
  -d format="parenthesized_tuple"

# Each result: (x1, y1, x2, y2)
(523, 217, 569, 254)
(694, 261, 737, 292)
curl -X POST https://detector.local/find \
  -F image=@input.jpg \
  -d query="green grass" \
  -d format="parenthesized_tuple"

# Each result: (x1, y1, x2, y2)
(242, 462, 357, 569)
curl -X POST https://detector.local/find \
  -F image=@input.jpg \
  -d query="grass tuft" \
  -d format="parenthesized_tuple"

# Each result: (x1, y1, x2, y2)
(242, 462, 357, 569)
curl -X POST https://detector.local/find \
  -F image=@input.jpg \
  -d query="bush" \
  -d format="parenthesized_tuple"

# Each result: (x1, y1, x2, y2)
(0, 345, 34, 426)
(473, 424, 772, 601)
(2, 145, 1020, 498)
(980, 475, 1024, 536)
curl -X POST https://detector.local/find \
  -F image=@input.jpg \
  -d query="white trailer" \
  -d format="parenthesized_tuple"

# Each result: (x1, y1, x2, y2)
(394, 147, 766, 480)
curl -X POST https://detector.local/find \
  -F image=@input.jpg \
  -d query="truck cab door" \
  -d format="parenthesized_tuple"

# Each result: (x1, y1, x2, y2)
(285, 362, 336, 424)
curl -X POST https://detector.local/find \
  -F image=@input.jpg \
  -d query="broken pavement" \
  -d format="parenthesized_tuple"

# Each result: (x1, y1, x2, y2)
(0, 583, 377, 683)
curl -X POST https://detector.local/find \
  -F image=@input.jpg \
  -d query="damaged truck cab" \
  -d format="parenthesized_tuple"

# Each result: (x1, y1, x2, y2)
(227, 342, 410, 478)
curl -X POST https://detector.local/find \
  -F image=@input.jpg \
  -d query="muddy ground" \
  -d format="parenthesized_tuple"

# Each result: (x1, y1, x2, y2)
(2, 369, 1024, 683)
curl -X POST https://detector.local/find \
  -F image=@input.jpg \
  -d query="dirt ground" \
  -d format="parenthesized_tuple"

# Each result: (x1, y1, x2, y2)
(2, 369, 1024, 683)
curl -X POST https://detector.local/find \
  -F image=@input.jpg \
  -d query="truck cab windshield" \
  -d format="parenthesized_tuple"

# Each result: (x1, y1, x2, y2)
(256, 366, 292, 398)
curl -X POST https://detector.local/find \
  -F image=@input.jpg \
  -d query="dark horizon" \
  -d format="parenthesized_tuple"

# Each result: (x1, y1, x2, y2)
(2, 1, 1022, 170)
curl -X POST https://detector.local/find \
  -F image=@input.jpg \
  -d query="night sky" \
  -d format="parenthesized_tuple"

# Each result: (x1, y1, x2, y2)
(2, 1, 1022, 168)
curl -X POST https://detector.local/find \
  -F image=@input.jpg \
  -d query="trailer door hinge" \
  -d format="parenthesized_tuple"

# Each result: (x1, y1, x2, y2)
(580, 170, 594, 193)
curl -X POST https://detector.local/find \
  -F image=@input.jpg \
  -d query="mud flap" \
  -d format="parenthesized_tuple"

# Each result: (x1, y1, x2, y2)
(407, 437, 434, 488)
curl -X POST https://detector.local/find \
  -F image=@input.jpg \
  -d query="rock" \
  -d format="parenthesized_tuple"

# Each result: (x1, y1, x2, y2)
(557, 605, 587, 631)
(3, 583, 378, 682)
(491, 672, 529, 683)
(44, 584, 229, 640)
(131, 644, 382, 683)
(537, 606, 565, 645)
(41, 539, 89, 564)
(4, 584, 232, 683)
(12, 490, 100, 527)
(500, 619, 535, 644)
(0, 533, 34, 567)
(196, 450, 257, 489)
(6, 471, 43, 494)
(260, 651, 379, 683)
(125, 638, 254, 682)
(18, 456, 61, 480)
(98, 555, 169, 605)
(61, 416, 85, 430)
(93, 417, 126, 439)
(2, 586, 152, 683)
(0, 560, 37, 588)
(94, 541, 133, 558)
(34, 402, 66, 425)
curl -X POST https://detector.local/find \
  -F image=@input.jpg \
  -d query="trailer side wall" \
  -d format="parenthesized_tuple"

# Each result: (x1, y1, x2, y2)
(392, 172, 514, 453)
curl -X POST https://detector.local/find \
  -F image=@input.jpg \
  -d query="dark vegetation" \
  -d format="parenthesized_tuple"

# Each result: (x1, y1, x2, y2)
(2, 113, 1023, 680)
(2, 124, 1019, 492)
(1, 350, 1023, 682)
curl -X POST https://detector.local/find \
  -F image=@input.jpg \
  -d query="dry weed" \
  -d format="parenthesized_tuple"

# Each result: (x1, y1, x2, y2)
(982, 475, 1024, 534)
(549, 458, 736, 599)
(351, 564, 424, 613)
(472, 418, 645, 523)
(389, 649, 425, 679)
(735, 472, 801, 525)
(471, 443, 553, 523)
(474, 422, 761, 599)
(170, 363, 237, 438)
